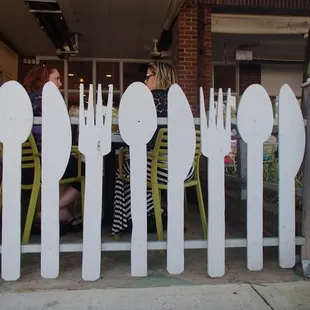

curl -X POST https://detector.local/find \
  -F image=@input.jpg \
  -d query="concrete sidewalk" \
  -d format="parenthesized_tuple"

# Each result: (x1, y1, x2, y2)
(0, 281, 309, 310)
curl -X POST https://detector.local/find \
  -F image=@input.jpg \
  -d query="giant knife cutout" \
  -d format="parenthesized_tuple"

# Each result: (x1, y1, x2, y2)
(167, 84, 196, 274)
(278, 84, 305, 268)
(41, 81, 72, 278)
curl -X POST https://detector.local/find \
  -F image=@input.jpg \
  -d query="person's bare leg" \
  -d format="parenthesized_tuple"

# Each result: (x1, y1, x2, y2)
(60, 183, 69, 196)
(37, 184, 69, 219)
(59, 186, 81, 222)
(59, 208, 74, 223)
(60, 186, 80, 209)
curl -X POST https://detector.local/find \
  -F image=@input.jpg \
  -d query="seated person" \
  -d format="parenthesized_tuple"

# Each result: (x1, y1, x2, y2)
(112, 62, 194, 235)
(23, 63, 84, 233)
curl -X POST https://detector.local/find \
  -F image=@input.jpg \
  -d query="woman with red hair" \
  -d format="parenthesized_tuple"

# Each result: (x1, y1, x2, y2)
(23, 63, 83, 234)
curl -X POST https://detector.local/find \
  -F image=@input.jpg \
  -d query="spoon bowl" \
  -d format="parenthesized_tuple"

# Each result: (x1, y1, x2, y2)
(119, 82, 157, 145)
(237, 84, 273, 144)
(0, 81, 33, 143)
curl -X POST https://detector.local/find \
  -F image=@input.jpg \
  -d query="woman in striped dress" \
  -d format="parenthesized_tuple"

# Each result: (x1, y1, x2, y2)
(112, 62, 195, 235)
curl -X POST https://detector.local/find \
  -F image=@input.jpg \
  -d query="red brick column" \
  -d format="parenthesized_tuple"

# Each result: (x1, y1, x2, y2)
(172, 1, 213, 115)
(172, 1, 199, 115)
(239, 64, 261, 94)
(198, 4, 212, 110)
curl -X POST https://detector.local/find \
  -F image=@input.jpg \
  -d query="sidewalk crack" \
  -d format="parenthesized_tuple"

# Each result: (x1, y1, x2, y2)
(250, 284, 275, 310)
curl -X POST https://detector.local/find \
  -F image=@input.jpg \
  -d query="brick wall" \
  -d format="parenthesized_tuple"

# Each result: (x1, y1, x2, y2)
(173, 0, 304, 110)
(173, 0, 213, 115)
(239, 64, 261, 94)
(173, 1, 199, 115)
(198, 5, 212, 110)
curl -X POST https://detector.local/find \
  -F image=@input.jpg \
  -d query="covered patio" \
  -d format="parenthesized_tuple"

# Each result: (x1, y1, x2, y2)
(0, 0, 309, 284)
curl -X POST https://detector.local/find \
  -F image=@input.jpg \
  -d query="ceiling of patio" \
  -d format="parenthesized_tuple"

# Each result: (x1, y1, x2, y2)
(0, 0, 174, 58)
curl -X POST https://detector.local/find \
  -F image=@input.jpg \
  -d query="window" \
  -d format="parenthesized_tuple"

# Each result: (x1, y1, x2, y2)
(213, 64, 237, 93)
(35, 58, 156, 108)
(68, 61, 92, 91)
(97, 62, 120, 91)
(123, 63, 148, 91)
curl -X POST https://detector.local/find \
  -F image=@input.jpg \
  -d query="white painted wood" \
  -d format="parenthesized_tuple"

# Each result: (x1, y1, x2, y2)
(167, 84, 196, 275)
(200, 88, 231, 278)
(278, 84, 305, 268)
(0, 81, 33, 280)
(237, 84, 273, 271)
(41, 82, 72, 279)
(118, 82, 157, 277)
(33, 117, 289, 127)
(79, 84, 113, 281)
(0, 236, 306, 255)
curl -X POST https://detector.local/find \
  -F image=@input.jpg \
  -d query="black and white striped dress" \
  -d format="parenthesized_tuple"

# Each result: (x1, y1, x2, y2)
(112, 89, 194, 235)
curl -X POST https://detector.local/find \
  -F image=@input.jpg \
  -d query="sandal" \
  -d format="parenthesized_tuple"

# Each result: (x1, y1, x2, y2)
(64, 217, 83, 233)
(31, 221, 68, 236)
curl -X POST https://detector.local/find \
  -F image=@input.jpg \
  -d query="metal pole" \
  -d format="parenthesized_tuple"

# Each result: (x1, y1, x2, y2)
(302, 80, 310, 277)
(64, 60, 68, 106)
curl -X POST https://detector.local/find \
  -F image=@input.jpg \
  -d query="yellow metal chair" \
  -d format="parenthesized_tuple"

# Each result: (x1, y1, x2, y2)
(118, 128, 207, 241)
(0, 134, 41, 244)
(0, 138, 85, 244)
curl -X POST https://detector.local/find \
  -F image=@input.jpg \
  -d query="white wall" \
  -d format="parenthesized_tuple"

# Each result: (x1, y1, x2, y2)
(261, 64, 303, 97)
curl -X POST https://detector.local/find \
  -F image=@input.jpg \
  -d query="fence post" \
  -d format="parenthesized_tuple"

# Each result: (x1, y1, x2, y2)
(302, 81, 310, 277)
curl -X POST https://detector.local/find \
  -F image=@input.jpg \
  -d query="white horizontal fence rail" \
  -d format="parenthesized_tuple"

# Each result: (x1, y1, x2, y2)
(0, 237, 305, 254)
(32, 117, 308, 126)
(0, 81, 306, 281)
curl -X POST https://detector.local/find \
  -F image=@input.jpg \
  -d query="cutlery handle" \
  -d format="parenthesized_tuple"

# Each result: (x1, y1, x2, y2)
(82, 153, 103, 281)
(167, 179, 185, 275)
(1, 142, 22, 281)
(41, 178, 60, 279)
(130, 144, 148, 277)
(247, 143, 264, 271)
(207, 156, 225, 278)
(279, 176, 296, 268)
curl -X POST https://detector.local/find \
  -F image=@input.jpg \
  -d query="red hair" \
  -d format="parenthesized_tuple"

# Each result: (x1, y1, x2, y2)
(23, 63, 56, 92)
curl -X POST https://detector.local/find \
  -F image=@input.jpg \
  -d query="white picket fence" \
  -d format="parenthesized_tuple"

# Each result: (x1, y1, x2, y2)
(0, 80, 306, 281)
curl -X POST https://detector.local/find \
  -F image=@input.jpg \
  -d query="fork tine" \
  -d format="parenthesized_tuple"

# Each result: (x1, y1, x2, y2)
(104, 84, 113, 128)
(208, 88, 216, 129)
(96, 84, 103, 126)
(217, 89, 224, 129)
(225, 88, 231, 131)
(79, 84, 85, 128)
(87, 84, 95, 127)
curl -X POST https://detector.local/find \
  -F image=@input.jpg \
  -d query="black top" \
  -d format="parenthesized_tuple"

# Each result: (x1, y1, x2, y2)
(147, 89, 168, 150)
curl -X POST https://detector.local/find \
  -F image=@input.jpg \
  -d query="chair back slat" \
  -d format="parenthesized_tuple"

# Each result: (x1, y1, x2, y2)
(0, 134, 40, 169)
(152, 128, 201, 170)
